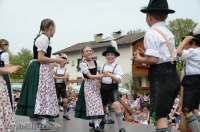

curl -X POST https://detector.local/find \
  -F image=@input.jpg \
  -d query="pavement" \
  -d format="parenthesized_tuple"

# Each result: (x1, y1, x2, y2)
(14, 112, 180, 132)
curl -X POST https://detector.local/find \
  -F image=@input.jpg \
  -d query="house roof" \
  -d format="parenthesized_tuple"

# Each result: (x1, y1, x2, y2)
(53, 32, 145, 55)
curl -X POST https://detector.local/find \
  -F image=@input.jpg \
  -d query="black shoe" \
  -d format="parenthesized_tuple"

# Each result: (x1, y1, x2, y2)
(49, 119, 55, 122)
(119, 128, 126, 132)
(63, 115, 71, 120)
(105, 119, 115, 124)
(94, 126, 103, 132)
(89, 122, 95, 129)
(99, 121, 105, 129)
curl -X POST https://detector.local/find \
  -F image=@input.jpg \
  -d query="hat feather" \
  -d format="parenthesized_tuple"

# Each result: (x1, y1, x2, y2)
(111, 40, 119, 61)
(111, 40, 118, 51)
(193, 24, 200, 35)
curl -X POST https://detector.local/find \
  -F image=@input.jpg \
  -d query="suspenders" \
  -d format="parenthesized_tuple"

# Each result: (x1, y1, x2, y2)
(102, 64, 118, 83)
(55, 67, 67, 83)
(154, 28, 174, 64)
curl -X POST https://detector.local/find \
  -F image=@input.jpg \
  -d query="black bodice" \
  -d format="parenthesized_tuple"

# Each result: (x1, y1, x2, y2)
(83, 60, 97, 79)
(33, 42, 52, 59)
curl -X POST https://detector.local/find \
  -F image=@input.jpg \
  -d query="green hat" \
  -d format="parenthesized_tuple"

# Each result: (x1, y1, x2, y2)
(182, 32, 200, 44)
(140, 0, 175, 14)
(182, 25, 200, 44)
(102, 46, 120, 56)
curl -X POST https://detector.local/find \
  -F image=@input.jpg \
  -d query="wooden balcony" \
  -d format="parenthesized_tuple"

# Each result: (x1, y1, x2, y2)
(132, 64, 149, 75)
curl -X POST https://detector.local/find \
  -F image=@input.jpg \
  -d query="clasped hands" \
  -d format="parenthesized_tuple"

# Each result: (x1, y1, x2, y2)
(4, 65, 22, 74)
(101, 71, 112, 77)
(131, 47, 145, 63)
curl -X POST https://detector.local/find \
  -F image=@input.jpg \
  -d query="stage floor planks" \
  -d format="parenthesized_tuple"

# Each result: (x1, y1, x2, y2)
(14, 112, 180, 132)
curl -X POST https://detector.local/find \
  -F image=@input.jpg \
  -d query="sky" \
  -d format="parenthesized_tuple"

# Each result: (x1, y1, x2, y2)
(0, 0, 199, 55)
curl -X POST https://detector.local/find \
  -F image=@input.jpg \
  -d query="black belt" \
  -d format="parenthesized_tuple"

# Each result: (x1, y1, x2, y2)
(55, 83, 66, 88)
(101, 83, 118, 91)
(184, 74, 200, 78)
(150, 61, 176, 68)
(102, 83, 118, 87)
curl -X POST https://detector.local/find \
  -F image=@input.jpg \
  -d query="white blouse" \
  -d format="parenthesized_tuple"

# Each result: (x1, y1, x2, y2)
(79, 60, 101, 74)
(0, 50, 9, 65)
(180, 47, 200, 75)
(35, 34, 50, 53)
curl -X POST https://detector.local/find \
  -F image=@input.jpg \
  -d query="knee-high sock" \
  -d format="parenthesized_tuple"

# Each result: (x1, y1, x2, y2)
(108, 106, 111, 119)
(110, 108, 115, 121)
(30, 118, 42, 132)
(115, 112, 124, 130)
(93, 119, 99, 128)
(197, 115, 200, 126)
(63, 106, 68, 116)
(186, 115, 200, 132)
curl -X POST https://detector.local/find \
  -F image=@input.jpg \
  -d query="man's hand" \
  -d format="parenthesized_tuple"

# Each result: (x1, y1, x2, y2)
(137, 47, 145, 57)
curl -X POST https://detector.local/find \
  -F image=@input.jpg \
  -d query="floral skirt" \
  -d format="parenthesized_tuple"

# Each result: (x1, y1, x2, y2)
(16, 61, 59, 119)
(75, 79, 104, 120)
(2, 74, 14, 108)
(0, 75, 15, 131)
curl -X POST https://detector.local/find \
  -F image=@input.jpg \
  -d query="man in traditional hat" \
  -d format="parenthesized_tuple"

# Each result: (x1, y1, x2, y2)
(177, 24, 200, 132)
(98, 41, 126, 132)
(133, 0, 180, 131)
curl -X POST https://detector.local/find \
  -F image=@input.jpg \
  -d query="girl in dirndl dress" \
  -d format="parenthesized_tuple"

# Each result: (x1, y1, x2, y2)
(75, 46, 105, 132)
(15, 19, 67, 132)
(0, 39, 14, 109)
(0, 66, 22, 131)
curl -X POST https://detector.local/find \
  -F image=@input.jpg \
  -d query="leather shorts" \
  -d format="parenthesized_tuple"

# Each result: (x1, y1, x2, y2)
(55, 83, 67, 99)
(100, 83, 119, 106)
(182, 75, 200, 113)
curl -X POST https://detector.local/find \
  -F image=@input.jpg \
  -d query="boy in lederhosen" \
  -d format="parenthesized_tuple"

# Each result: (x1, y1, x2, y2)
(177, 24, 200, 132)
(99, 41, 126, 132)
(54, 54, 70, 120)
(133, 0, 180, 131)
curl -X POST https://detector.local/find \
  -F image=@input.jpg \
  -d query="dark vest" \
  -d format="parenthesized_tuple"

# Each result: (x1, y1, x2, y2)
(83, 60, 97, 79)
(0, 50, 5, 67)
(33, 35, 52, 59)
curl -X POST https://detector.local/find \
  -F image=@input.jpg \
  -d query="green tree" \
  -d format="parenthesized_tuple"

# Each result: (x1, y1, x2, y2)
(126, 28, 146, 35)
(9, 48, 33, 79)
(167, 18, 197, 71)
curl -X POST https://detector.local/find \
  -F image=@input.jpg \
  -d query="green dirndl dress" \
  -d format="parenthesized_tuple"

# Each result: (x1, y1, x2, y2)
(2, 74, 13, 108)
(15, 61, 58, 119)
(75, 80, 104, 120)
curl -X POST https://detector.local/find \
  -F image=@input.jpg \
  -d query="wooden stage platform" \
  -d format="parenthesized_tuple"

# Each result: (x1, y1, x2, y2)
(14, 112, 180, 132)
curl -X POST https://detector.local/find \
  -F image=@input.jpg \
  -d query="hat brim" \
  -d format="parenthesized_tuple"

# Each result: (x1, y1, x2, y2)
(140, 8, 175, 14)
(61, 57, 68, 60)
(182, 36, 200, 43)
(102, 51, 120, 57)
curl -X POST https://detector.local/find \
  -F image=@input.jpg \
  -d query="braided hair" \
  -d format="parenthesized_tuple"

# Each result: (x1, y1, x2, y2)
(34, 19, 55, 44)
